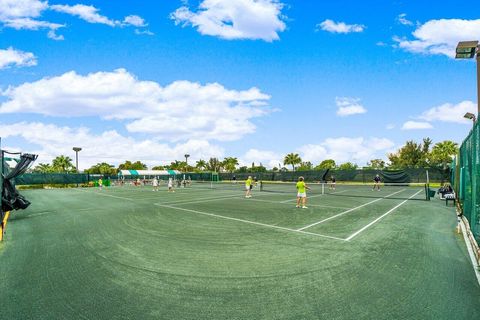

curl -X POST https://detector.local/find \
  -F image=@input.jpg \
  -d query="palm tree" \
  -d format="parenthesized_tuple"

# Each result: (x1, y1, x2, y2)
(52, 155, 74, 172)
(206, 158, 222, 172)
(98, 163, 116, 175)
(430, 140, 459, 169)
(196, 159, 207, 171)
(283, 153, 302, 171)
(222, 157, 239, 173)
(33, 163, 53, 173)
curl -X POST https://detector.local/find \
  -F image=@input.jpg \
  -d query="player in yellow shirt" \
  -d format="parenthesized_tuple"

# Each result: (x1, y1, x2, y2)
(296, 176, 310, 208)
(245, 176, 253, 198)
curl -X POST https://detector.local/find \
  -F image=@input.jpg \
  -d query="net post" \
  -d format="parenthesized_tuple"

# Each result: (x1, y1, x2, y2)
(426, 170, 430, 201)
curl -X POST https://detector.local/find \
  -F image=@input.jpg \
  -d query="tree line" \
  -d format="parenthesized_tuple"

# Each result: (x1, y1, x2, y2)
(31, 138, 458, 174)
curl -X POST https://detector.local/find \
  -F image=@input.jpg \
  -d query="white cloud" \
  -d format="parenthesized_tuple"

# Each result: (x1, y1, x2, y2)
(298, 137, 394, 165)
(397, 13, 413, 26)
(241, 149, 282, 168)
(401, 121, 433, 130)
(50, 4, 116, 26)
(0, 47, 37, 69)
(394, 18, 480, 57)
(0, 0, 65, 39)
(134, 29, 154, 36)
(386, 124, 395, 130)
(123, 15, 147, 27)
(0, 0, 47, 20)
(335, 97, 367, 116)
(0, 122, 225, 169)
(317, 19, 365, 34)
(0, 68, 272, 142)
(0, 1, 148, 39)
(419, 100, 476, 124)
(170, 0, 286, 42)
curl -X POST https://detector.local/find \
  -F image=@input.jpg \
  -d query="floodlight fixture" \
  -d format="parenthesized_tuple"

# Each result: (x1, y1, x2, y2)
(464, 112, 476, 122)
(455, 41, 478, 59)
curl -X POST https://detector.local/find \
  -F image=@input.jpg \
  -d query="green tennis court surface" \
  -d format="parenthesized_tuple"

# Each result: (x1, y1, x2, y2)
(1, 185, 479, 319)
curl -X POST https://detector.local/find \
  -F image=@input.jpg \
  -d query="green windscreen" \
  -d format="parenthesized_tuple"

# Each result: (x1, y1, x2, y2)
(0, 149, 4, 220)
(455, 120, 480, 242)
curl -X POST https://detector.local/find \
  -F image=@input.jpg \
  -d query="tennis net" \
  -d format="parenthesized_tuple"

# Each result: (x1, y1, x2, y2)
(260, 181, 428, 201)
(189, 180, 258, 191)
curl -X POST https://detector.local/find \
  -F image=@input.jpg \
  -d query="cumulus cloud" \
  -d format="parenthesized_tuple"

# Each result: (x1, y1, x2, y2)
(0, 47, 37, 69)
(0, 0, 148, 39)
(393, 18, 480, 57)
(419, 100, 476, 124)
(170, 0, 286, 41)
(401, 121, 433, 130)
(298, 137, 394, 165)
(123, 15, 147, 27)
(0, 68, 272, 142)
(0, 122, 225, 169)
(240, 149, 282, 169)
(0, 0, 47, 20)
(317, 19, 365, 33)
(335, 97, 367, 116)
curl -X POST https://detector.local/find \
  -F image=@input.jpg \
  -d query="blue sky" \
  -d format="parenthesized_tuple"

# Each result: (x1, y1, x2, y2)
(0, 0, 479, 169)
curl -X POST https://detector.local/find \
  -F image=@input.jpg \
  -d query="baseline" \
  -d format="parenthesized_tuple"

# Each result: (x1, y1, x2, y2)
(297, 189, 406, 231)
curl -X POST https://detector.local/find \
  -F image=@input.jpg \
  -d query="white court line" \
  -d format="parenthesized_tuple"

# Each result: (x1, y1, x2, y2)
(160, 194, 245, 206)
(247, 198, 350, 210)
(154, 203, 346, 241)
(74, 188, 135, 201)
(459, 219, 480, 286)
(74, 187, 265, 206)
(297, 189, 406, 231)
(345, 189, 423, 241)
(160, 190, 275, 206)
(279, 190, 348, 203)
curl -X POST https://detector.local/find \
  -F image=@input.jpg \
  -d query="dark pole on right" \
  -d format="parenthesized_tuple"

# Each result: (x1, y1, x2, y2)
(477, 50, 480, 116)
(455, 41, 480, 119)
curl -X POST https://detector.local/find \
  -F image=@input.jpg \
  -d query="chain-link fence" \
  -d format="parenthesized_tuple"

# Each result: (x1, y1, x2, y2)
(454, 120, 480, 243)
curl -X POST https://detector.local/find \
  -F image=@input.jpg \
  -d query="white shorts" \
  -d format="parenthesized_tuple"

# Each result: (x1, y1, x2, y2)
(297, 192, 306, 198)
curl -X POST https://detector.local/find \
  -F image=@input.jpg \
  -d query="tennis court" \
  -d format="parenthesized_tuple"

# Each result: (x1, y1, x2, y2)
(1, 183, 480, 319)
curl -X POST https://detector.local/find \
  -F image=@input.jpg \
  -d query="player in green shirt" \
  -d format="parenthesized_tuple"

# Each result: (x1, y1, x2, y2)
(296, 176, 310, 208)
(245, 176, 253, 198)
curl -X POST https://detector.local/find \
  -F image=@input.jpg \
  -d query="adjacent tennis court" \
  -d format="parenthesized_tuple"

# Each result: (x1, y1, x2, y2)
(1, 183, 479, 319)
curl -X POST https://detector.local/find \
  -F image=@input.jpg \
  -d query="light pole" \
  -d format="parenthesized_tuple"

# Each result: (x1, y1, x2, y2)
(73, 147, 82, 173)
(184, 154, 190, 172)
(455, 41, 480, 117)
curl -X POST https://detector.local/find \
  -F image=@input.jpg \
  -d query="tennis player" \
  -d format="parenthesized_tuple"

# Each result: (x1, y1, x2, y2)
(98, 178, 103, 190)
(373, 174, 381, 191)
(152, 177, 159, 191)
(168, 177, 175, 192)
(245, 176, 253, 198)
(329, 175, 336, 190)
(296, 177, 310, 208)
